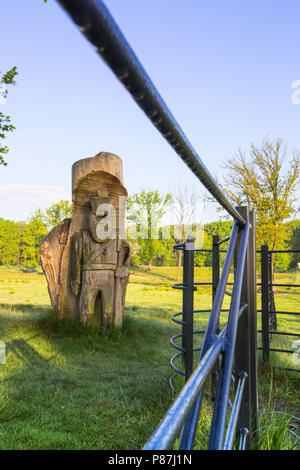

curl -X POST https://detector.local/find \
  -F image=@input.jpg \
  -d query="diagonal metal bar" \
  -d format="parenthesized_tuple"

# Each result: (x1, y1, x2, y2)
(55, 0, 246, 225)
(178, 221, 239, 449)
(143, 332, 225, 450)
(208, 221, 250, 449)
(223, 371, 248, 450)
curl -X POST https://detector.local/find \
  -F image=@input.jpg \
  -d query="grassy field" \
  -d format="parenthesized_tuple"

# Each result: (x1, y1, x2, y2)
(0, 265, 299, 449)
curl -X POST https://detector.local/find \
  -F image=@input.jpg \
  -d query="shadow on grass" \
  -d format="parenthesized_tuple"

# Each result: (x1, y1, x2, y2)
(18, 265, 44, 275)
(128, 279, 173, 288)
(6, 337, 56, 367)
(130, 266, 176, 282)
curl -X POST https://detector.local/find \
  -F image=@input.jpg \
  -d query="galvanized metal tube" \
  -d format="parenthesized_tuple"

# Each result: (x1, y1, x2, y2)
(143, 333, 225, 450)
(55, 0, 246, 225)
(208, 222, 250, 450)
(269, 311, 300, 316)
(238, 428, 249, 450)
(225, 290, 233, 296)
(216, 235, 231, 246)
(178, 222, 239, 449)
(270, 283, 300, 287)
(223, 371, 248, 450)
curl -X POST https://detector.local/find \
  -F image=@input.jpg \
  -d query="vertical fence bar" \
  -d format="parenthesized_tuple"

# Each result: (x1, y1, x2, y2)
(234, 207, 258, 449)
(182, 236, 195, 381)
(247, 210, 258, 440)
(211, 235, 220, 400)
(261, 245, 270, 363)
(212, 235, 220, 302)
(268, 251, 277, 331)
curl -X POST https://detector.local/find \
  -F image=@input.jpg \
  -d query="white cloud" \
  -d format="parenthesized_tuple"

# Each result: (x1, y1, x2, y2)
(0, 184, 70, 221)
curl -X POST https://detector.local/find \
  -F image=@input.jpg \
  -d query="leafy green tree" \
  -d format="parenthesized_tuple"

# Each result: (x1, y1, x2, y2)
(29, 200, 72, 232)
(0, 218, 20, 265)
(21, 214, 48, 265)
(0, 67, 18, 166)
(193, 220, 233, 267)
(222, 138, 300, 252)
(289, 220, 300, 268)
(21, 200, 71, 265)
(44, 200, 72, 230)
(127, 189, 172, 268)
(221, 138, 300, 329)
(172, 186, 204, 280)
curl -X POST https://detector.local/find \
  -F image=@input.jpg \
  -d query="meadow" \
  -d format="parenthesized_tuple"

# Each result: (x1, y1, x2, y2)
(0, 265, 299, 450)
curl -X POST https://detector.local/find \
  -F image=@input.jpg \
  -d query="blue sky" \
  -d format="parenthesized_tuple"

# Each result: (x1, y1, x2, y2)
(1, 0, 300, 221)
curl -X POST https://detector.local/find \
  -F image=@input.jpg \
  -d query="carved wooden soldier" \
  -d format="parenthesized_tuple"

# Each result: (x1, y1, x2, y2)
(71, 188, 130, 327)
(40, 152, 130, 328)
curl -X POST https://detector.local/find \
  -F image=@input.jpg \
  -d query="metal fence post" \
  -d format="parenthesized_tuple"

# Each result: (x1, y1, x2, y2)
(212, 235, 220, 302)
(268, 251, 277, 331)
(211, 235, 220, 400)
(234, 207, 258, 449)
(182, 236, 195, 381)
(261, 245, 270, 363)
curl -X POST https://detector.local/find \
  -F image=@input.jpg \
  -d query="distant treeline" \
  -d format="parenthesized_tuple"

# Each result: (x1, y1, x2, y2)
(130, 220, 300, 271)
(0, 200, 71, 266)
(1, 200, 299, 270)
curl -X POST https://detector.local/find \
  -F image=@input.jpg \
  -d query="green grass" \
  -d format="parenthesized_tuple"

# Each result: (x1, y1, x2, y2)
(0, 265, 299, 449)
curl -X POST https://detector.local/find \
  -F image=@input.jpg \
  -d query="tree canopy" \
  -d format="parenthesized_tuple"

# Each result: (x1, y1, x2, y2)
(222, 138, 300, 251)
(0, 67, 18, 166)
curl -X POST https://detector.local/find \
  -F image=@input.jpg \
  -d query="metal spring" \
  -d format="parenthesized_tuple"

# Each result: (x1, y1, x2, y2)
(169, 310, 205, 392)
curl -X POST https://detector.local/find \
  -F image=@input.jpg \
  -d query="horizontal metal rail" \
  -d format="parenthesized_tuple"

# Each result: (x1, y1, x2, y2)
(269, 310, 300, 316)
(275, 367, 300, 373)
(225, 290, 233, 296)
(258, 330, 300, 338)
(258, 347, 297, 354)
(268, 249, 300, 253)
(55, 0, 246, 225)
(215, 235, 231, 246)
(269, 283, 300, 288)
(269, 348, 297, 354)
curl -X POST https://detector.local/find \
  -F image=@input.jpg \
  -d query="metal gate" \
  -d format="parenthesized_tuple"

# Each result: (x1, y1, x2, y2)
(259, 245, 300, 373)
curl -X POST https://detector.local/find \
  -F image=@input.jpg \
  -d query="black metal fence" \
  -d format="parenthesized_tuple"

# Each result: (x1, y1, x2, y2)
(55, 0, 258, 450)
(259, 245, 300, 372)
(169, 234, 227, 392)
(144, 209, 258, 450)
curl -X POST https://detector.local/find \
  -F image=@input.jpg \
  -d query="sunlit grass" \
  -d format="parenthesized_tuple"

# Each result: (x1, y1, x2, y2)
(0, 265, 298, 449)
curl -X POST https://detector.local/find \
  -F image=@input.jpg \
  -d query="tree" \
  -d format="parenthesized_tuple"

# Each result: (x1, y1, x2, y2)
(289, 220, 300, 269)
(222, 138, 300, 330)
(172, 186, 205, 280)
(222, 138, 300, 251)
(21, 214, 48, 265)
(0, 218, 20, 265)
(0, 67, 18, 166)
(127, 189, 172, 268)
(29, 200, 72, 232)
(44, 200, 72, 230)
(21, 200, 71, 265)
